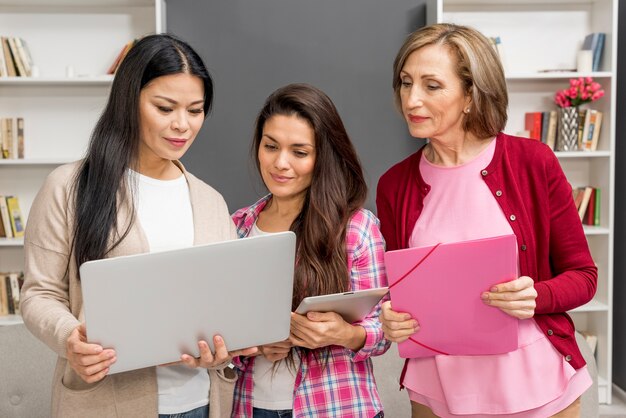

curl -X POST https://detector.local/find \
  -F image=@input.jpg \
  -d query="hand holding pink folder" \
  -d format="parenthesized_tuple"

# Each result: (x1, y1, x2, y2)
(385, 234, 519, 358)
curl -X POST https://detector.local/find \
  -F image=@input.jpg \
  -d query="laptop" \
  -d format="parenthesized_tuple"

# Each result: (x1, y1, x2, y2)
(80, 231, 296, 374)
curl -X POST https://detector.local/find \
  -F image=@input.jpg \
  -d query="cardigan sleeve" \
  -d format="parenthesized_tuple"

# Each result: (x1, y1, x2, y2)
(20, 167, 81, 358)
(376, 173, 399, 251)
(534, 151, 597, 314)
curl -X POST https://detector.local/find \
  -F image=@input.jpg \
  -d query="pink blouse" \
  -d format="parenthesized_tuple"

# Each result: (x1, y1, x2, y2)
(404, 138, 591, 417)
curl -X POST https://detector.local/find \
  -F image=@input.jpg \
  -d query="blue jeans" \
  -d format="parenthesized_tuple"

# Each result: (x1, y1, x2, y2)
(252, 407, 293, 418)
(252, 408, 383, 417)
(158, 404, 209, 418)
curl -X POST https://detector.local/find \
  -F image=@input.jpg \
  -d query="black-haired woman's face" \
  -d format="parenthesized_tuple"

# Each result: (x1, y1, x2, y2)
(258, 114, 316, 202)
(138, 73, 205, 165)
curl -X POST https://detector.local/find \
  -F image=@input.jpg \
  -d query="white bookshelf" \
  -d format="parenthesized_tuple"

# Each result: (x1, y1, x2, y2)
(0, 0, 164, 320)
(433, 0, 617, 404)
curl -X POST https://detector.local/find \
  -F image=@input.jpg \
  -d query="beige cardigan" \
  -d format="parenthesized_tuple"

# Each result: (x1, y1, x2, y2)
(21, 161, 238, 418)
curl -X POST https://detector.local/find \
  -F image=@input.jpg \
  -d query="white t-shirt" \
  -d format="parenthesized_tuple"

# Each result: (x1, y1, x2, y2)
(132, 170, 210, 415)
(249, 222, 299, 410)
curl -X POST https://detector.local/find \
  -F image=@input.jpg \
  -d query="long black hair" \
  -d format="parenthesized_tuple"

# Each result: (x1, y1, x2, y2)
(72, 34, 213, 271)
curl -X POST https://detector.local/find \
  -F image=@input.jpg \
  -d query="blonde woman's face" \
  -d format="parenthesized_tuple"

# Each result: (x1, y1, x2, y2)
(399, 44, 471, 142)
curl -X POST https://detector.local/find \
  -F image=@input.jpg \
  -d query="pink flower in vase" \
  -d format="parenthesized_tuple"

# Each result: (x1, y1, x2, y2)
(555, 77, 605, 108)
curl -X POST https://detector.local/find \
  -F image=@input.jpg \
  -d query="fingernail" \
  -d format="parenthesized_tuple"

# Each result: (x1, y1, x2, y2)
(490, 286, 498, 292)
(215, 336, 223, 343)
(481, 292, 489, 300)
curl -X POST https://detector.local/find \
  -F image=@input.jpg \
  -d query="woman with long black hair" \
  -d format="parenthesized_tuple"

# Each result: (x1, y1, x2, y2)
(20, 33, 253, 418)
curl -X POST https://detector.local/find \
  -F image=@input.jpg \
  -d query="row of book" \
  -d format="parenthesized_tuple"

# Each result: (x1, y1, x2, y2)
(574, 186, 600, 226)
(521, 109, 603, 152)
(0, 195, 24, 239)
(0, 271, 23, 316)
(0, 36, 34, 77)
(1, 117, 25, 159)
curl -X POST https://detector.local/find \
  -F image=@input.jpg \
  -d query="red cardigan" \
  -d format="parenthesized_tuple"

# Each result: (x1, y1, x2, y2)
(376, 132, 597, 368)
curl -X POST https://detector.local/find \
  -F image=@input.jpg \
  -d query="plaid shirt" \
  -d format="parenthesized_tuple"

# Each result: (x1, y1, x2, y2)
(231, 195, 389, 417)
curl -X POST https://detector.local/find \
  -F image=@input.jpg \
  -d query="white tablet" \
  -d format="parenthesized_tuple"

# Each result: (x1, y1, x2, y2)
(80, 231, 296, 374)
(295, 287, 388, 323)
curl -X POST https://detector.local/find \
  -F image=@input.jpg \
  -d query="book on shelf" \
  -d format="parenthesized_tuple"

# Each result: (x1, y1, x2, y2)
(0, 117, 24, 159)
(545, 110, 557, 150)
(1, 37, 17, 77)
(0, 38, 6, 77)
(0, 206, 7, 238)
(7, 37, 26, 77)
(16, 117, 24, 158)
(1, 117, 14, 159)
(524, 112, 542, 141)
(584, 188, 595, 226)
(107, 39, 137, 75)
(583, 110, 603, 152)
(576, 109, 586, 149)
(593, 188, 601, 226)
(0, 276, 7, 316)
(580, 109, 592, 150)
(572, 186, 601, 226)
(0, 272, 24, 316)
(540, 112, 550, 143)
(0, 36, 33, 77)
(0, 195, 12, 239)
(6, 196, 24, 238)
(576, 186, 593, 222)
(14, 37, 33, 77)
(581, 32, 606, 72)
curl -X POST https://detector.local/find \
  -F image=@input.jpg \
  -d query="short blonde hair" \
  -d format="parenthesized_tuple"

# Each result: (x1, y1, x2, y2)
(392, 23, 508, 138)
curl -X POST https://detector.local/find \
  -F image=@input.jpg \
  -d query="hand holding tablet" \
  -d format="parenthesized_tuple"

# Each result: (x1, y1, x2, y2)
(295, 287, 389, 323)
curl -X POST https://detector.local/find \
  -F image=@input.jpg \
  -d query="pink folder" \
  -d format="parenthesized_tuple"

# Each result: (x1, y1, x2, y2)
(385, 234, 519, 358)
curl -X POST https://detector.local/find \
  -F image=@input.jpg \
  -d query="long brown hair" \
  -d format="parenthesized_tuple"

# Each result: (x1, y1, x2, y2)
(252, 83, 367, 310)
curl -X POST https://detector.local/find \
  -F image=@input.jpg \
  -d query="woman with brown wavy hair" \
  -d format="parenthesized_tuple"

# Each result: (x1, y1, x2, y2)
(230, 83, 389, 417)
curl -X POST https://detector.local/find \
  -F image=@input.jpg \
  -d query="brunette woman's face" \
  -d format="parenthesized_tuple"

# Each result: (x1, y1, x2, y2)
(138, 73, 205, 166)
(258, 114, 316, 201)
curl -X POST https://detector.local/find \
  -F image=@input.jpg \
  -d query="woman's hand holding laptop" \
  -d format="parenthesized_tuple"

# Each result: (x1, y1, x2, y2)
(180, 335, 258, 369)
(66, 323, 116, 384)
